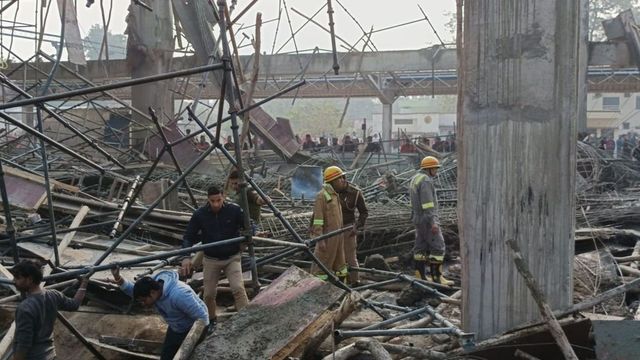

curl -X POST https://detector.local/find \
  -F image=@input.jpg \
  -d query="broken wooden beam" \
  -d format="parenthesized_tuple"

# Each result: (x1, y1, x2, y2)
(172, 319, 207, 360)
(354, 339, 392, 360)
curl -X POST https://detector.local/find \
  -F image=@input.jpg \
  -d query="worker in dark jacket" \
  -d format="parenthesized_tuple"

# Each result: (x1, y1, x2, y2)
(409, 156, 453, 285)
(181, 186, 249, 325)
(11, 260, 89, 360)
(334, 177, 368, 286)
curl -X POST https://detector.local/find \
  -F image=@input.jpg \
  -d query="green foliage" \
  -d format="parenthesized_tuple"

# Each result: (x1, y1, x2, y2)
(83, 24, 127, 60)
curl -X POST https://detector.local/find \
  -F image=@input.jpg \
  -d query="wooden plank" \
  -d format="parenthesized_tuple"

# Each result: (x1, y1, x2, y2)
(57, 205, 90, 255)
(172, 319, 206, 360)
(191, 266, 345, 360)
(0, 263, 17, 294)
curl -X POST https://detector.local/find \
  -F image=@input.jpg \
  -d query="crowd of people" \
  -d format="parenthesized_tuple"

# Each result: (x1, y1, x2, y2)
(298, 133, 457, 154)
(583, 132, 640, 161)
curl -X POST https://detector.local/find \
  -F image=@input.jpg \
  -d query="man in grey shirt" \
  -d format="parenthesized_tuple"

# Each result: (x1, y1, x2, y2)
(10, 260, 89, 360)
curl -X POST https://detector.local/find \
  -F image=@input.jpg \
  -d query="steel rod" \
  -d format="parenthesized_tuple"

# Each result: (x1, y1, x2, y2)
(217, 0, 259, 294)
(335, 327, 457, 340)
(109, 176, 140, 239)
(0, 111, 105, 173)
(56, 312, 107, 360)
(0, 220, 117, 243)
(35, 108, 60, 266)
(326, 0, 340, 74)
(352, 278, 403, 291)
(0, 159, 18, 263)
(148, 107, 198, 208)
(361, 306, 430, 330)
(0, 74, 125, 169)
(0, 237, 246, 284)
(173, 79, 305, 147)
(92, 145, 219, 266)
(0, 63, 225, 110)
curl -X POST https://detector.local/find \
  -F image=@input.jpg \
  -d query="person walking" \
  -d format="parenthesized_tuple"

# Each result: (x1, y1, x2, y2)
(334, 175, 368, 286)
(409, 156, 454, 286)
(181, 186, 249, 326)
(309, 166, 348, 282)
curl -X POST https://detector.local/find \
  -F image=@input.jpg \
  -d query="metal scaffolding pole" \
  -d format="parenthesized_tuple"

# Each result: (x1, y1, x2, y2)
(217, 0, 259, 294)
(0, 74, 126, 169)
(35, 108, 60, 266)
(0, 63, 225, 110)
(0, 237, 246, 284)
(0, 111, 105, 173)
(0, 159, 18, 263)
(148, 107, 199, 208)
(92, 144, 219, 266)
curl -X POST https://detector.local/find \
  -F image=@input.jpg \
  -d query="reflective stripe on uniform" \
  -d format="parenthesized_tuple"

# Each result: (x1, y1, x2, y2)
(414, 253, 427, 261)
(422, 202, 434, 209)
(429, 255, 444, 263)
(313, 219, 324, 226)
(411, 173, 427, 190)
(335, 265, 348, 277)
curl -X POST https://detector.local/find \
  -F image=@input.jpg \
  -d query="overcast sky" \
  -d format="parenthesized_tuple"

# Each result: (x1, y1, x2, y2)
(2, 0, 456, 60)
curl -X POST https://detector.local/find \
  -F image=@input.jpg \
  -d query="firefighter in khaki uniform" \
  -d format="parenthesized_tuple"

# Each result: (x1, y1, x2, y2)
(310, 166, 348, 282)
(335, 177, 368, 286)
(409, 156, 454, 286)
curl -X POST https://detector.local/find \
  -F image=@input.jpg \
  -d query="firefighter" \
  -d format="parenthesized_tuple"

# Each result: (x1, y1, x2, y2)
(334, 173, 368, 286)
(309, 166, 348, 282)
(410, 156, 454, 286)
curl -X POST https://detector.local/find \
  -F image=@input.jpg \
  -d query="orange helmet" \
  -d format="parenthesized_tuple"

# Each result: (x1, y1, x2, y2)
(324, 166, 345, 182)
(420, 156, 441, 170)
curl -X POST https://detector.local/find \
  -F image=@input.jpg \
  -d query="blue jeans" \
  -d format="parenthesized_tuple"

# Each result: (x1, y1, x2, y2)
(160, 327, 189, 360)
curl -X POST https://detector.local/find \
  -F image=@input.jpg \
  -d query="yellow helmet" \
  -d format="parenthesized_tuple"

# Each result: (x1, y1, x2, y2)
(324, 166, 345, 182)
(420, 156, 441, 169)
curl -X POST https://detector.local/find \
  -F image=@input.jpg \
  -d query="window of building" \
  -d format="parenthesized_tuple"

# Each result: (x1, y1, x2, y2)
(636, 96, 640, 109)
(623, 122, 630, 130)
(603, 96, 620, 111)
(395, 118, 413, 125)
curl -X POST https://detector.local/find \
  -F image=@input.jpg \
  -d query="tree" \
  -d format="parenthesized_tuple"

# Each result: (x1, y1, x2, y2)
(83, 24, 127, 60)
(589, 0, 639, 41)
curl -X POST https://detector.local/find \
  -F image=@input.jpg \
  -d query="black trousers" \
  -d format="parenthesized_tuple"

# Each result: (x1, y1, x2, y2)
(160, 327, 189, 360)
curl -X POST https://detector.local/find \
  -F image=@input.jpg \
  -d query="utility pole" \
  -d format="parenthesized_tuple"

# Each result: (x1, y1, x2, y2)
(458, 0, 585, 340)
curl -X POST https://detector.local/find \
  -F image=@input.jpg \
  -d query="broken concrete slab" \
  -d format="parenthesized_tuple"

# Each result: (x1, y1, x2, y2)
(192, 266, 345, 360)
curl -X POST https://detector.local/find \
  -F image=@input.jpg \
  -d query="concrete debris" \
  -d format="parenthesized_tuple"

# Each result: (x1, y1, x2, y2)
(2, 2, 640, 359)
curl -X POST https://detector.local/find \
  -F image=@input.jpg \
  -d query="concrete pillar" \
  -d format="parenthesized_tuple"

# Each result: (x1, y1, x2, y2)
(382, 101, 393, 152)
(459, 0, 583, 340)
(127, 0, 175, 149)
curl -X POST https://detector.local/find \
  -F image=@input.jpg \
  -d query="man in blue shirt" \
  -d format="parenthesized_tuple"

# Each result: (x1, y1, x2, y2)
(111, 268, 209, 360)
(180, 185, 249, 325)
